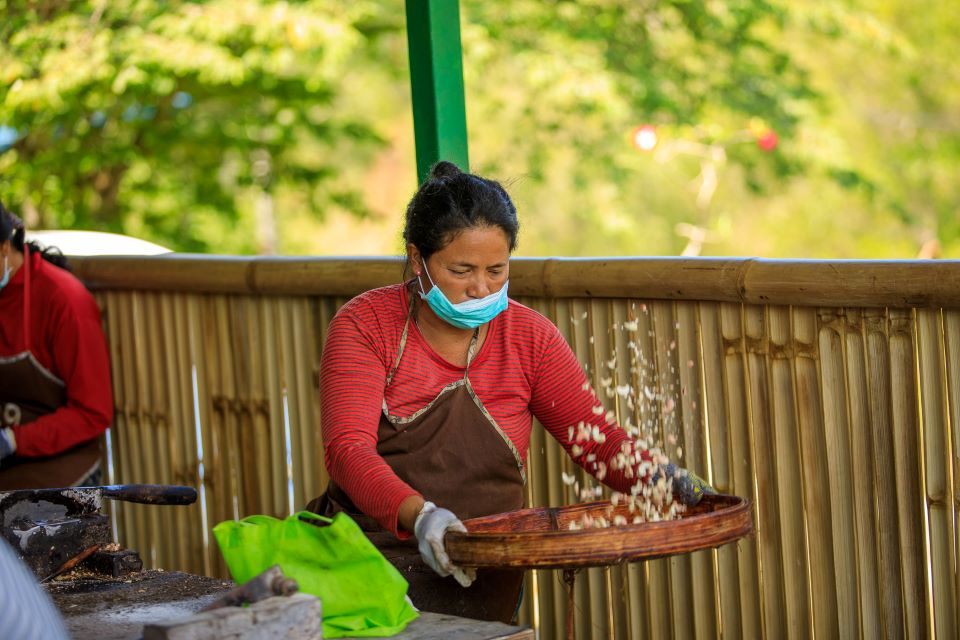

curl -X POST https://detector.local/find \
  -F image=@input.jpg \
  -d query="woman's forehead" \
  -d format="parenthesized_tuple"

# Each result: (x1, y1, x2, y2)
(437, 227, 511, 260)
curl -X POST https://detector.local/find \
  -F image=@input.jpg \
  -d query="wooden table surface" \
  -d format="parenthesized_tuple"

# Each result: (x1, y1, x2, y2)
(47, 570, 533, 639)
(352, 611, 533, 640)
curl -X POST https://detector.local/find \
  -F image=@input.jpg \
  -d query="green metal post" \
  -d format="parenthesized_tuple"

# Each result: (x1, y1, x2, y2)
(405, 0, 469, 184)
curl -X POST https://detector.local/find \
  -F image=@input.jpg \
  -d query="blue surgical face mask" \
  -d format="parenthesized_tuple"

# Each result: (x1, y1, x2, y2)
(0, 256, 10, 291)
(418, 262, 509, 329)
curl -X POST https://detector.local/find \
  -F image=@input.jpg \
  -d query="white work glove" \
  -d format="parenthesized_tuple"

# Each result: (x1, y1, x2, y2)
(413, 501, 476, 587)
(0, 427, 15, 461)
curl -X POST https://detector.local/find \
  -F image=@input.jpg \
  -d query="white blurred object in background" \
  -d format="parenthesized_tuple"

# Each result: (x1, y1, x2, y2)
(25, 230, 172, 256)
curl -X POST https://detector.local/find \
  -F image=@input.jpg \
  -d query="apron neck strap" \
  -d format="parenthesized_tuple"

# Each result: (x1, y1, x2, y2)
(22, 244, 30, 352)
(387, 285, 418, 387)
(463, 328, 480, 378)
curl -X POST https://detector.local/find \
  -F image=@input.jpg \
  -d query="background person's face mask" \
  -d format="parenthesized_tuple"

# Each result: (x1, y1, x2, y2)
(0, 255, 10, 291)
(417, 263, 509, 329)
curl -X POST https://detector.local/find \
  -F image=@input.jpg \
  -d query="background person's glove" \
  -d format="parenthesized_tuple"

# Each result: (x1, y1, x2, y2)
(413, 502, 476, 587)
(0, 428, 15, 461)
(654, 463, 717, 506)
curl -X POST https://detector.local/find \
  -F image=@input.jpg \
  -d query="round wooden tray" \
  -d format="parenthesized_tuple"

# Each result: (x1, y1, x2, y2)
(445, 494, 753, 570)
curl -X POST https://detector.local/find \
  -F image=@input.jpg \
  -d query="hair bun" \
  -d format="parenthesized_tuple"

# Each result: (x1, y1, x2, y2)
(428, 160, 463, 180)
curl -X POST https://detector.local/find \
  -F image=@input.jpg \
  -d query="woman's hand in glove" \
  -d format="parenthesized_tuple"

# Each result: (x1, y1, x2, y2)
(654, 463, 717, 506)
(414, 502, 476, 587)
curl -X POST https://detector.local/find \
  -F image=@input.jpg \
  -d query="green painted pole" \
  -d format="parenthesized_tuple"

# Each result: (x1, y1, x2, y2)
(405, 0, 469, 183)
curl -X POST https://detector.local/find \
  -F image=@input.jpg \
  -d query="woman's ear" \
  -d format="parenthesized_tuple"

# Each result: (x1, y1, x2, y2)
(406, 244, 422, 275)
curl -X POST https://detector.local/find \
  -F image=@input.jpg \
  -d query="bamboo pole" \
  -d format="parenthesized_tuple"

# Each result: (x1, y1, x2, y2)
(184, 293, 207, 575)
(916, 308, 955, 636)
(584, 299, 612, 639)
(101, 292, 132, 553)
(943, 311, 960, 629)
(629, 300, 657, 640)
(73, 255, 960, 307)
(817, 309, 860, 638)
(863, 308, 904, 637)
(888, 309, 927, 638)
(150, 293, 180, 571)
(792, 306, 839, 636)
(675, 300, 719, 639)
(943, 310, 960, 636)
(194, 294, 227, 577)
(290, 298, 319, 509)
(211, 295, 240, 524)
(767, 305, 811, 637)
(698, 302, 740, 637)
(164, 292, 203, 575)
(262, 298, 287, 516)
(275, 299, 297, 515)
(140, 292, 175, 570)
(204, 294, 242, 575)
(116, 291, 154, 566)
(233, 297, 258, 516)
(743, 305, 786, 635)
(565, 298, 592, 639)
(843, 309, 882, 639)
(236, 296, 267, 517)
(719, 303, 762, 637)
(649, 302, 694, 639)
(641, 302, 674, 638)
(606, 300, 631, 640)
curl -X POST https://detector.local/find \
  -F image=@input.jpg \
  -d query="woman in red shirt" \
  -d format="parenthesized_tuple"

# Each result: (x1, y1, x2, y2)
(0, 203, 113, 489)
(308, 162, 711, 622)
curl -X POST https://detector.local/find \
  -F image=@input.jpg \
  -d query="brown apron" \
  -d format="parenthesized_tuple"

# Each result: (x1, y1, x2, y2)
(307, 308, 527, 623)
(0, 247, 101, 490)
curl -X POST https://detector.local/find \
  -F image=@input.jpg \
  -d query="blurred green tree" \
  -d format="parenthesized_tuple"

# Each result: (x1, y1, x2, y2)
(0, 0, 398, 252)
(2, 0, 957, 258)
(460, 0, 959, 257)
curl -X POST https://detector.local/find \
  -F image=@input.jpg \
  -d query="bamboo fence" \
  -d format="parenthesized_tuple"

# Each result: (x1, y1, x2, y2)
(72, 255, 960, 639)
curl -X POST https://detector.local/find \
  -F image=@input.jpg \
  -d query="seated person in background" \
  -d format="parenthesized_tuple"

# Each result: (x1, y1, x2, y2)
(0, 202, 113, 489)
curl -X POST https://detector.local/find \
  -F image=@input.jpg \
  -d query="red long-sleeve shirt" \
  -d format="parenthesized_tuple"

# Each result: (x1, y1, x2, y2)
(0, 251, 113, 456)
(320, 284, 652, 536)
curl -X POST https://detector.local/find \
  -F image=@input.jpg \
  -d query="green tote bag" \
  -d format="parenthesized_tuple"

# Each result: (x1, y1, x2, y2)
(213, 511, 418, 638)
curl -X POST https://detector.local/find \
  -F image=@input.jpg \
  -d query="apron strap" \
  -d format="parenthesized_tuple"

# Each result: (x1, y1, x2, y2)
(385, 318, 409, 387)
(386, 286, 417, 387)
(463, 328, 480, 379)
(22, 244, 30, 352)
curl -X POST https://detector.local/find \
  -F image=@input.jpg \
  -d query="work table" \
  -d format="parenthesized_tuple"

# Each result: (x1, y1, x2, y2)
(46, 570, 533, 640)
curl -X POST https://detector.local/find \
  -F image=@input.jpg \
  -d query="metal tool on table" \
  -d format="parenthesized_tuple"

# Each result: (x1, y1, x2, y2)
(199, 565, 299, 612)
(0, 484, 197, 579)
(142, 566, 318, 640)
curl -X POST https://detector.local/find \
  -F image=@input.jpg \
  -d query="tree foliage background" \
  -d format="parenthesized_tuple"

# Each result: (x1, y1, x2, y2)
(1, 0, 957, 257)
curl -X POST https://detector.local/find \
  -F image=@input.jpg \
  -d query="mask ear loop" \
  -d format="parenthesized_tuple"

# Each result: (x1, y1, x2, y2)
(417, 260, 437, 298)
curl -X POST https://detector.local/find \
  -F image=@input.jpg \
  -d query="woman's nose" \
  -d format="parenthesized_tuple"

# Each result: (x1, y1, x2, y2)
(467, 274, 491, 298)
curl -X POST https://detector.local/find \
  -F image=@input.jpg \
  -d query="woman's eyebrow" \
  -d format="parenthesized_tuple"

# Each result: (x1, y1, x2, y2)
(449, 260, 509, 268)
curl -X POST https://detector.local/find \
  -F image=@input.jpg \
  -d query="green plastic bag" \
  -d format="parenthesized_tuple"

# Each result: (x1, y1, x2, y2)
(213, 511, 418, 638)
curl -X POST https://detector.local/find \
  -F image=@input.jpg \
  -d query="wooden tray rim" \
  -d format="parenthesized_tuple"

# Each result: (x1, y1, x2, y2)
(446, 494, 754, 569)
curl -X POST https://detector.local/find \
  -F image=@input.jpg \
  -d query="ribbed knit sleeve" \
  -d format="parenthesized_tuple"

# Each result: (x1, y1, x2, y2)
(528, 324, 653, 494)
(319, 293, 420, 537)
